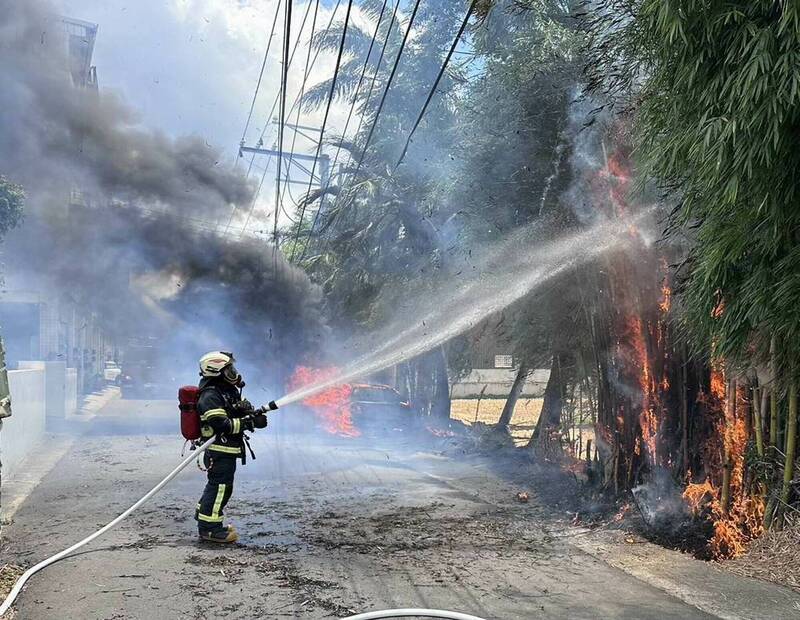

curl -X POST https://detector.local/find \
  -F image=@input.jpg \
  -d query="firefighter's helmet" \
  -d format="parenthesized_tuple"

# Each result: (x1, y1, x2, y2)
(199, 351, 240, 384)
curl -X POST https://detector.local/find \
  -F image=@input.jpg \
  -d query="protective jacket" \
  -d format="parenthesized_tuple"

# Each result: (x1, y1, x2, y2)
(197, 376, 249, 460)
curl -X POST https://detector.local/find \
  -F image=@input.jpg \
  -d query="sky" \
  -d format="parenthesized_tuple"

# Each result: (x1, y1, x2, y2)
(56, 0, 360, 234)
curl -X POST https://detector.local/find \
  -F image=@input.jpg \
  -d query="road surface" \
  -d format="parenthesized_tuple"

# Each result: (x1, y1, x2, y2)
(1, 398, 798, 619)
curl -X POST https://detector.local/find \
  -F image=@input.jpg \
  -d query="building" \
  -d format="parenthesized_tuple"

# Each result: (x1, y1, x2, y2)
(0, 288, 112, 393)
(59, 17, 99, 90)
(0, 15, 112, 392)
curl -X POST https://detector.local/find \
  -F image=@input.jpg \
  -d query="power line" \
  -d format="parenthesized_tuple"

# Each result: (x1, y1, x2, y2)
(278, 0, 324, 209)
(241, 0, 319, 183)
(300, 0, 418, 259)
(227, 0, 294, 234)
(324, 0, 389, 190)
(234, 0, 341, 238)
(288, 0, 355, 262)
(238, 0, 283, 153)
(348, 0, 403, 157)
(354, 0, 424, 175)
(273, 0, 293, 253)
(297, 0, 392, 261)
(395, 0, 478, 169)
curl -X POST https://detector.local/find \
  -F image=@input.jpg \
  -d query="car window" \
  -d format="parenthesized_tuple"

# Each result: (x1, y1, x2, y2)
(353, 387, 401, 403)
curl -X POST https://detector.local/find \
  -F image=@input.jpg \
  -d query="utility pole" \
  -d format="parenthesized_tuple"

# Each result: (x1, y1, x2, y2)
(235, 122, 329, 240)
(238, 146, 330, 189)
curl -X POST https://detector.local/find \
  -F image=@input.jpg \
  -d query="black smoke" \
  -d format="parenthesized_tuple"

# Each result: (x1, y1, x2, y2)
(0, 0, 327, 386)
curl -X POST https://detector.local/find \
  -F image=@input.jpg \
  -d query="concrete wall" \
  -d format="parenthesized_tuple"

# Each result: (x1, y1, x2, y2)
(0, 362, 79, 481)
(451, 368, 550, 399)
(19, 361, 64, 421)
(0, 368, 46, 479)
(66, 368, 78, 415)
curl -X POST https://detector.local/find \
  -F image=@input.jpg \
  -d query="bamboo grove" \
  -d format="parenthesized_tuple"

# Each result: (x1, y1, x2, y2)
(283, 0, 800, 557)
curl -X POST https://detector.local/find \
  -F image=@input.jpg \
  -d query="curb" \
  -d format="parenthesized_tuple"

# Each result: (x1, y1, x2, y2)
(569, 528, 800, 619)
(1, 387, 120, 524)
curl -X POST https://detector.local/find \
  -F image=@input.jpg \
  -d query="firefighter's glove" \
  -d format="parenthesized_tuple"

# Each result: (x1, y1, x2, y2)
(241, 413, 267, 432)
(233, 399, 254, 414)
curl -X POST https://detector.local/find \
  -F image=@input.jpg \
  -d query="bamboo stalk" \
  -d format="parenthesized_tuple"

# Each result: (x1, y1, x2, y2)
(770, 335, 779, 450)
(764, 496, 777, 530)
(752, 386, 764, 458)
(681, 355, 689, 474)
(779, 381, 797, 517)
(770, 388, 780, 453)
(761, 386, 770, 449)
(720, 380, 734, 514)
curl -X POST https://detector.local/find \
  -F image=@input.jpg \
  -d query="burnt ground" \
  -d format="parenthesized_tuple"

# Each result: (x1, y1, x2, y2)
(1, 399, 798, 619)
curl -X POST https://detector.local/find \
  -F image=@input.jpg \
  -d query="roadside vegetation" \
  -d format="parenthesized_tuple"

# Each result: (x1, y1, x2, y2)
(284, 0, 800, 572)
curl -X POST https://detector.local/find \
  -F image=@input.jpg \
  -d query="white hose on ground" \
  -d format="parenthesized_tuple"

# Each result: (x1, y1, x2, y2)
(0, 436, 217, 617)
(341, 610, 488, 620)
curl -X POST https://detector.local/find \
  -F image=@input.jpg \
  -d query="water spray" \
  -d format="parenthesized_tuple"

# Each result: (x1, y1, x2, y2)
(277, 211, 654, 408)
(0, 212, 652, 616)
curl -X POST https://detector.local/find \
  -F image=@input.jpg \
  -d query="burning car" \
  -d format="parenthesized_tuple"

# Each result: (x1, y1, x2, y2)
(349, 383, 411, 432)
(288, 367, 412, 437)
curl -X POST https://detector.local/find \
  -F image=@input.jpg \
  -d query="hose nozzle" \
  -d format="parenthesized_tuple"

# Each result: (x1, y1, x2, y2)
(267, 400, 278, 411)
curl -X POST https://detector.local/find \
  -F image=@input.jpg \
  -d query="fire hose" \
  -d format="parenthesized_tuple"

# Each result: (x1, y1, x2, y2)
(0, 406, 489, 620)
(341, 611, 487, 620)
(0, 435, 218, 617)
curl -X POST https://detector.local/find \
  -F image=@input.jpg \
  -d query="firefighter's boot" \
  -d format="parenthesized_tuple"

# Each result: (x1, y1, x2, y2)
(199, 525, 238, 544)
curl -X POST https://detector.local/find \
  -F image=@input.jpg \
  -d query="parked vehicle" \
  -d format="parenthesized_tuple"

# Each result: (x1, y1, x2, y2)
(349, 383, 411, 432)
(103, 361, 122, 384)
(119, 341, 175, 399)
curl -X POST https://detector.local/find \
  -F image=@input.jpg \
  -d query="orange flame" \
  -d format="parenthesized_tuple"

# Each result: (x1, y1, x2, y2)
(625, 314, 661, 463)
(683, 480, 717, 515)
(683, 374, 762, 559)
(659, 274, 672, 314)
(288, 366, 360, 437)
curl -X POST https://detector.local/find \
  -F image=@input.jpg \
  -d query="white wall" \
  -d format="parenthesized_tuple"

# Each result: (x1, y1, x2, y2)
(0, 368, 46, 479)
(451, 368, 551, 399)
(65, 368, 78, 415)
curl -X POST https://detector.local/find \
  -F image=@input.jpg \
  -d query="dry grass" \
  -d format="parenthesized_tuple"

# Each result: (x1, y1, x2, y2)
(725, 523, 800, 592)
(451, 398, 542, 445)
(0, 563, 22, 618)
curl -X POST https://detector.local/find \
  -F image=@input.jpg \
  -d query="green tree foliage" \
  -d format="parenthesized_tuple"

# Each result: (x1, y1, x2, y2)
(589, 1, 800, 376)
(298, 0, 469, 325)
(0, 176, 24, 239)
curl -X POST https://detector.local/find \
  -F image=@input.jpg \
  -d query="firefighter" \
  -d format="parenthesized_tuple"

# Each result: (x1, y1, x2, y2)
(195, 351, 267, 543)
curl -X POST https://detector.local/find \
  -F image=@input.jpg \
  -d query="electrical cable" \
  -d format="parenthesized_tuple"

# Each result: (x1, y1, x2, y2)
(288, 0, 355, 261)
(297, 0, 402, 261)
(395, 0, 478, 169)
(225, 0, 284, 232)
(353, 0, 424, 177)
(297, 0, 409, 261)
(278, 0, 323, 209)
(348, 0, 402, 159)
(299, 0, 421, 256)
(295, 0, 390, 261)
(235, 0, 342, 238)
(238, 0, 283, 154)
(273, 0, 293, 255)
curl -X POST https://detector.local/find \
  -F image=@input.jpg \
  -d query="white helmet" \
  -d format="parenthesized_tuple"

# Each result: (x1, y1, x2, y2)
(199, 351, 240, 384)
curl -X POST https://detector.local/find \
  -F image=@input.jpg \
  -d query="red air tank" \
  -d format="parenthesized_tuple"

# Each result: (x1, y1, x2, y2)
(178, 385, 202, 441)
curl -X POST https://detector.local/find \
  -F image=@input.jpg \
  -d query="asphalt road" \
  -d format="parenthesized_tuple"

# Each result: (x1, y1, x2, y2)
(1, 399, 796, 619)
